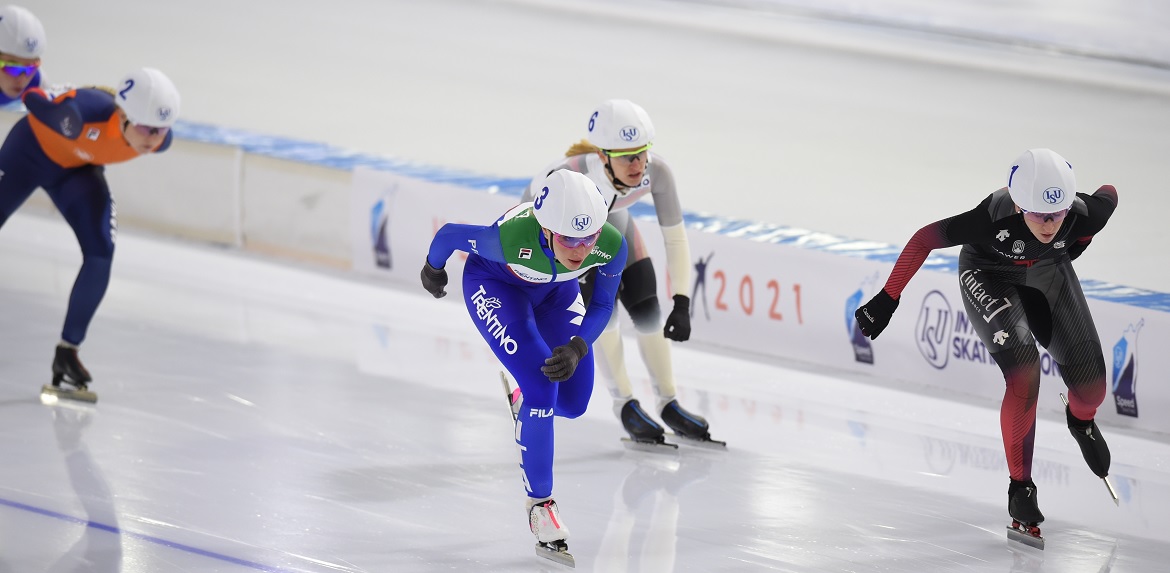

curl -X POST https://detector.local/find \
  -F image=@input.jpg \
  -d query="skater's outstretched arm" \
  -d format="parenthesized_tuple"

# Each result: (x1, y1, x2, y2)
(574, 236, 627, 344)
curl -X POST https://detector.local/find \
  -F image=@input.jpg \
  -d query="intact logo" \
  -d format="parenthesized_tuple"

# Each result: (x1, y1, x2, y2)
(470, 285, 518, 354)
(845, 274, 878, 365)
(519, 248, 532, 259)
(1011, 240, 1025, 254)
(1111, 319, 1143, 417)
(619, 126, 639, 142)
(914, 289, 1061, 375)
(1042, 187, 1064, 205)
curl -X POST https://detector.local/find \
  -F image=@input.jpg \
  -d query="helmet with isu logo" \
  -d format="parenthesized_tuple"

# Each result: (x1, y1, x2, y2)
(533, 169, 608, 238)
(586, 99, 655, 151)
(1008, 148, 1075, 213)
(0, 6, 45, 59)
(116, 67, 181, 128)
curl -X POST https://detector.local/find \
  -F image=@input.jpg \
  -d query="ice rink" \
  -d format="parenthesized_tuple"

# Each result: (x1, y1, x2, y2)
(2, 214, 1169, 572)
(4, 0, 1170, 571)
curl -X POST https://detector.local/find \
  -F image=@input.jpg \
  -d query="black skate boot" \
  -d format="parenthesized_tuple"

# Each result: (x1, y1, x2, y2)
(661, 400, 727, 449)
(1006, 478, 1045, 549)
(1067, 406, 1111, 478)
(619, 399, 675, 451)
(42, 344, 97, 403)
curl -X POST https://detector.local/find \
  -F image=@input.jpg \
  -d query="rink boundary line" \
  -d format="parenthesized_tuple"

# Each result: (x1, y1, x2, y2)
(0, 496, 297, 573)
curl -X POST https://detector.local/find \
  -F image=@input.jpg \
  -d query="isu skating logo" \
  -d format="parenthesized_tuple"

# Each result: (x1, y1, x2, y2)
(915, 290, 952, 369)
(1111, 319, 1143, 417)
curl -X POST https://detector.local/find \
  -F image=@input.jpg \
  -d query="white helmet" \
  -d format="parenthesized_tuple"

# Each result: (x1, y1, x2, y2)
(586, 99, 655, 151)
(116, 67, 181, 128)
(0, 5, 45, 59)
(1008, 148, 1075, 213)
(533, 169, 609, 238)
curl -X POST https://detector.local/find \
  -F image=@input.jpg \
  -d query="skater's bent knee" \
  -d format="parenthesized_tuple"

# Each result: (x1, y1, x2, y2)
(625, 298, 661, 333)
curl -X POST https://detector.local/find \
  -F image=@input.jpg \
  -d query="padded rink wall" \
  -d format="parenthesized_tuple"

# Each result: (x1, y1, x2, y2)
(4, 109, 1167, 437)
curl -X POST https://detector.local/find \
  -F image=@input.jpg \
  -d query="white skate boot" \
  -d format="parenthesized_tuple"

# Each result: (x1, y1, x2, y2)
(527, 497, 574, 567)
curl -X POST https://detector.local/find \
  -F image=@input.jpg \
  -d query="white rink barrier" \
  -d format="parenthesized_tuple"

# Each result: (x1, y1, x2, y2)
(1, 110, 1166, 437)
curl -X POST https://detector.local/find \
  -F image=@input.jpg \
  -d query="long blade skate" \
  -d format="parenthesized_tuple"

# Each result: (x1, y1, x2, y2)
(500, 371, 518, 422)
(1059, 393, 1118, 506)
(535, 540, 575, 568)
(670, 433, 728, 450)
(620, 436, 679, 453)
(40, 384, 97, 404)
(1006, 521, 1045, 550)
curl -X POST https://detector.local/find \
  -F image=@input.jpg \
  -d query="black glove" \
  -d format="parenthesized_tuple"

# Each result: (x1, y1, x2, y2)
(420, 261, 448, 298)
(541, 336, 589, 382)
(854, 290, 899, 340)
(663, 295, 692, 341)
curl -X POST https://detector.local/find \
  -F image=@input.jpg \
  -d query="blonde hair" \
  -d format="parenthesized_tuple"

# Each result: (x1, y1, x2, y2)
(565, 138, 600, 158)
(85, 85, 116, 96)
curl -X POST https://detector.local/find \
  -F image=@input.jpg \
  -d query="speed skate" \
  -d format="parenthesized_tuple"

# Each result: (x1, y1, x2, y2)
(1006, 521, 1044, 550)
(40, 384, 97, 404)
(500, 372, 577, 567)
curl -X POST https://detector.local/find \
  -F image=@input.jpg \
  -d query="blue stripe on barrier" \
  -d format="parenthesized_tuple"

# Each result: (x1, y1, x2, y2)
(0, 496, 295, 573)
(164, 119, 1163, 313)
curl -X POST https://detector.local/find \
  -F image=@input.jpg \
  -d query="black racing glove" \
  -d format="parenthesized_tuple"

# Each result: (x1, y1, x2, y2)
(854, 290, 899, 340)
(663, 295, 692, 342)
(420, 260, 448, 299)
(541, 336, 589, 382)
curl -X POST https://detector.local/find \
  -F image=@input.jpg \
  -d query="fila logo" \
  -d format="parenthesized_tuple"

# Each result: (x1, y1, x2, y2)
(86, 128, 101, 141)
(519, 248, 532, 259)
(528, 407, 554, 418)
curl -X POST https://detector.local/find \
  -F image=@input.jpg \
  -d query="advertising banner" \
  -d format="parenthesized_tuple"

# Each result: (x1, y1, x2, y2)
(350, 167, 519, 299)
(352, 169, 1170, 435)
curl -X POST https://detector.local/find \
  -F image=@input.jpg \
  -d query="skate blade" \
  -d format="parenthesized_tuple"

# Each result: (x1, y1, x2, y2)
(621, 437, 679, 453)
(1006, 524, 1045, 550)
(671, 433, 728, 450)
(535, 542, 575, 568)
(500, 371, 518, 422)
(1103, 476, 1119, 506)
(40, 385, 97, 404)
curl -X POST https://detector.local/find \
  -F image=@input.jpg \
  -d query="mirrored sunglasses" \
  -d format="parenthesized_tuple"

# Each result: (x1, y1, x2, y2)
(603, 143, 652, 165)
(0, 59, 39, 78)
(1019, 208, 1069, 223)
(553, 231, 601, 249)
